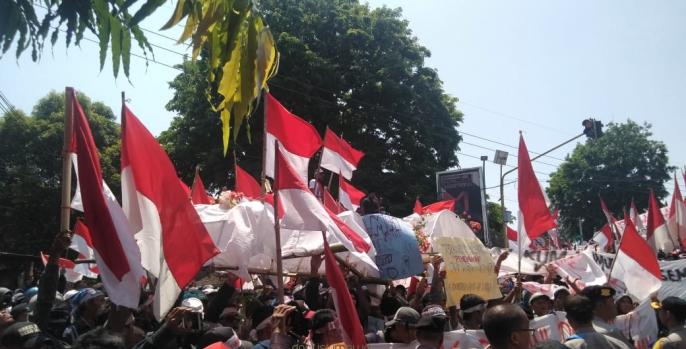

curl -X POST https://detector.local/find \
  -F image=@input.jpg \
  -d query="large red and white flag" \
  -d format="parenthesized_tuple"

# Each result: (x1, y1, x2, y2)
(320, 127, 364, 180)
(323, 237, 366, 348)
(609, 217, 662, 302)
(422, 199, 456, 215)
(264, 93, 321, 183)
(190, 171, 214, 205)
(235, 164, 262, 199)
(275, 147, 371, 254)
(71, 91, 144, 309)
(647, 189, 677, 253)
(667, 176, 686, 248)
(517, 135, 556, 240)
(338, 177, 365, 212)
(121, 105, 219, 319)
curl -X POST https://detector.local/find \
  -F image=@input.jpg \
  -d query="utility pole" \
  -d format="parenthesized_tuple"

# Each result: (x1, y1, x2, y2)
(480, 155, 490, 246)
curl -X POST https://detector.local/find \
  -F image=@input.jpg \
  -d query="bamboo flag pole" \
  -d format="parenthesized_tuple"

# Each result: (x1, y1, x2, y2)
(60, 87, 75, 235)
(261, 90, 268, 195)
(273, 139, 284, 304)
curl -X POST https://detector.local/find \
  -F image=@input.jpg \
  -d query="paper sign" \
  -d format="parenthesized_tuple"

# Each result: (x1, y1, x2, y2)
(529, 312, 573, 345)
(434, 236, 501, 305)
(363, 214, 424, 280)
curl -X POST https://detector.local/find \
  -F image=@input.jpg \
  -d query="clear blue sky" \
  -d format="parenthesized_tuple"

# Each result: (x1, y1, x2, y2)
(1, 0, 684, 217)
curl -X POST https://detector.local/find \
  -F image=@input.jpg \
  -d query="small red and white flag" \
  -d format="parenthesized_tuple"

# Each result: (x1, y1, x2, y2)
(422, 199, 456, 215)
(264, 93, 321, 183)
(667, 176, 686, 248)
(323, 188, 343, 214)
(320, 127, 364, 180)
(629, 199, 647, 239)
(235, 164, 262, 199)
(121, 105, 219, 319)
(323, 237, 366, 348)
(647, 189, 676, 253)
(191, 171, 214, 205)
(592, 224, 614, 252)
(338, 177, 365, 212)
(68, 220, 99, 280)
(275, 147, 371, 254)
(71, 90, 145, 309)
(600, 197, 621, 241)
(610, 216, 662, 302)
(517, 135, 556, 240)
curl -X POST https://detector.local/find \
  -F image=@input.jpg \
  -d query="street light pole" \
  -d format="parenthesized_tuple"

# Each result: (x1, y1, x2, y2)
(499, 132, 586, 247)
(578, 218, 584, 241)
(480, 155, 490, 246)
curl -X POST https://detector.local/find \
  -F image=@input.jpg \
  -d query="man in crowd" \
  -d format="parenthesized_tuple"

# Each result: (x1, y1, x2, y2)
(483, 303, 532, 349)
(529, 293, 553, 318)
(459, 294, 486, 330)
(384, 306, 420, 343)
(580, 286, 632, 345)
(564, 295, 631, 349)
(652, 296, 686, 349)
(414, 305, 448, 349)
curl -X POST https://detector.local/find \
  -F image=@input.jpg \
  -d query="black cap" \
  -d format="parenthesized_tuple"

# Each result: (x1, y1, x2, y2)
(580, 286, 615, 303)
(413, 305, 446, 331)
(652, 297, 686, 320)
(10, 303, 29, 318)
(0, 322, 41, 348)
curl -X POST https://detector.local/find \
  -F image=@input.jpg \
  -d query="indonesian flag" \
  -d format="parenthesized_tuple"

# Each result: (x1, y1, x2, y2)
(338, 177, 365, 212)
(191, 171, 214, 205)
(600, 197, 621, 241)
(517, 135, 556, 240)
(592, 224, 614, 252)
(422, 199, 456, 214)
(609, 217, 662, 302)
(629, 199, 646, 239)
(548, 209, 561, 249)
(667, 176, 686, 248)
(68, 220, 99, 280)
(647, 189, 676, 253)
(320, 127, 364, 180)
(71, 91, 145, 309)
(235, 164, 262, 199)
(264, 93, 322, 183)
(323, 188, 343, 214)
(551, 250, 607, 288)
(507, 220, 532, 251)
(121, 105, 219, 319)
(323, 237, 366, 348)
(275, 147, 371, 254)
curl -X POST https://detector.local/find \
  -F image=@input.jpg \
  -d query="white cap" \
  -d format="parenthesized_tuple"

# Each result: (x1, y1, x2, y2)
(181, 297, 204, 313)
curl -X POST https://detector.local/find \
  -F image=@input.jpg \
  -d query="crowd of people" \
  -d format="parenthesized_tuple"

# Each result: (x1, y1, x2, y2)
(1, 228, 685, 349)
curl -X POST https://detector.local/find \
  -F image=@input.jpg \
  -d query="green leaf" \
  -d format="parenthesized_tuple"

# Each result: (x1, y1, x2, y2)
(109, 16, 122, 77)
(130, 0, 167, 27)
(160, 0, 187, 30)
(50, 29, 59, 46)
(220, 108, 231, 156)
(122, 28, 131, 78)
(94, 0, 111, 72)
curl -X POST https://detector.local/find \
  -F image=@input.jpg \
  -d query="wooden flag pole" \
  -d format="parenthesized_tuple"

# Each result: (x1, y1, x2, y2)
(273, 139, 284, 304)
(60, 87, 75, 235)
(261, 90, 268, 195)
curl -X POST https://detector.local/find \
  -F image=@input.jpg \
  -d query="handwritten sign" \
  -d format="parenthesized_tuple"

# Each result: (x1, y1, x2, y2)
(529, 312, 573, 345)
(363, 214, 424, 280)
(435, 236, 501, 305)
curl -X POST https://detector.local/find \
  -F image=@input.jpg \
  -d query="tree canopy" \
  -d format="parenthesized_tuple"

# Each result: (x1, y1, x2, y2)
(546, 120, 673, 240)
(0, 91, 120, 254)
(160, 0, 463, 215)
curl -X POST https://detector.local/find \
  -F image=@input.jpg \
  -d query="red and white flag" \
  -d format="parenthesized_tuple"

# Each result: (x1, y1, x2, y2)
(275, 147, 371, 254)
(338, 177, 365, 212)
(191, 171, 214, 205)
(323, 237, 366, 348)
(422, 199, 456, 215)
(592, 224, 614, 252)
(629, 199, 646, 239)
(264, 93, 321, 183)
(517, 135, 556, 240)
(323, 188, 343, 214)
(71, 91, 145, 309)
(667, 176, 686, 248)
(414, 199, 423, 215)
(68, 220, 99, 280)
(647, 189, 676, 253)
(600, 197, 621, 241)
(551, 250, 607, 288)
(235, 164, 262, 199)
(320, 127, 364, 180)
(609, 217, 662, 302)
(121, 105, 219, 319)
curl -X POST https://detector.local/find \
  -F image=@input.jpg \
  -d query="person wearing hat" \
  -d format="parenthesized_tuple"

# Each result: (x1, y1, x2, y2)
(383, 307, 420, 344)
(528, 293, 553, 318)
(458, 294, 486, 330)
(412, 305, 447, 349)
(651, 296, 686, 349)
(579, 285, 631, 345)
(563, 295, 631, 349)
(10, 304, 29, 322)
(615, 294, 636, 316)
(62, 288, 106, 344)
(482, 304, 532, 349)
(0, 321, 67, 349)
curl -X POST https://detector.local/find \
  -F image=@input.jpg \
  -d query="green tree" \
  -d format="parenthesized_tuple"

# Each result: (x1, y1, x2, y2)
(487, 201, 511, 247)
(546, 120, 673, 240)
(161, 0, 463, 215)
(0, 91, 120, 255)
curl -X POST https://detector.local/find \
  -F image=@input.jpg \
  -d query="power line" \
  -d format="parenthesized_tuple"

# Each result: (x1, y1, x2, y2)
(459, 100, 568, 135)
(460, 141, 561, 167)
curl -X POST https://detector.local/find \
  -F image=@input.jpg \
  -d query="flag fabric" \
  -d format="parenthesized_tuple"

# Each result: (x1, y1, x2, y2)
(235, 164, 262, 199)
(69, 220, 99, 279)
(191, 172, 214, 205)
(647, 189, 677, 253)
(71, 91, 144, 309)
(414, 199, 423, 215)
(275, 147, 371, 254)
(320, 127, 364, 180)
(551, 250, 607, 288)
(121, 105, 219, 319)
(422, 199, 456, 214)
(323, 237, 366, 348)
(517, 135, 556, 240)
(548, 209, 561, 249)
(592, 224, 614, 252)
(667, 176, 686, 248)
(338, 177, 365, 212)
(264, 93, 321, 183)
(609, 217, 662, 302)
(599, 197, 622, 241)
(629, 199, 646, 238)
(323, 188, 343, 214)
